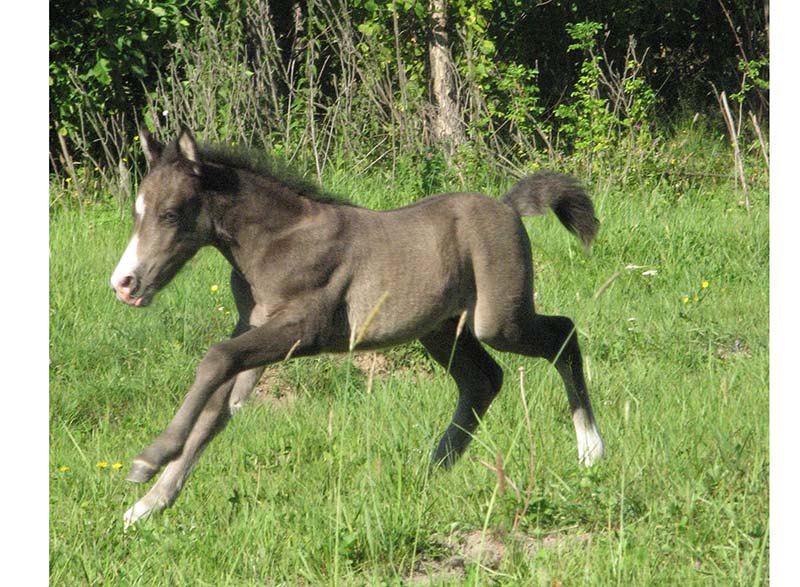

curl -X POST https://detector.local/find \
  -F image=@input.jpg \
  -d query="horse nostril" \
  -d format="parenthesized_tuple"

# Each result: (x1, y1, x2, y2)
(118, 275, 136, 293)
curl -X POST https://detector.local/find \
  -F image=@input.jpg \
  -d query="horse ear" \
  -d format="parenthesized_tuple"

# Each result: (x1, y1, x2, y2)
(177, 127, 201, 175)
(139, 129, 163, 167)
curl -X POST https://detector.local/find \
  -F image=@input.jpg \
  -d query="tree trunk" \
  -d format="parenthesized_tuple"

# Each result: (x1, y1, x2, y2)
(428, 0, 465, 152)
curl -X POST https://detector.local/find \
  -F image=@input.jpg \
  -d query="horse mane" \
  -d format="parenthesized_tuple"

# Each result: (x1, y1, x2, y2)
(162, 138, 353, 206)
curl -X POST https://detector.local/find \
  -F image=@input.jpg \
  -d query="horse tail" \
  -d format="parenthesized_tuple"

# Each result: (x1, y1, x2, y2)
(501, 172, 599, 251)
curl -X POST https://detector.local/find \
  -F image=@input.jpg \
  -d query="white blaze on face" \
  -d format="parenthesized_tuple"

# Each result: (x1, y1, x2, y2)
(110, 193, 146, 290)
(110, 234, 140, 289)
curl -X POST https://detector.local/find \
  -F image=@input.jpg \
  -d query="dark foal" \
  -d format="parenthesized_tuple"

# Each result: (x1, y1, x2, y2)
(111, 128, 604, 526)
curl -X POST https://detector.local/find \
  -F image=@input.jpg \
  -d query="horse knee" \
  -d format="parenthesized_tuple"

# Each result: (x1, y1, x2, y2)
(198, 344, 238, 382)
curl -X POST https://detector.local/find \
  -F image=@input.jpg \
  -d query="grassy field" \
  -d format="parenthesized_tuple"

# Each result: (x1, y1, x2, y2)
(50, 154, 768, 584)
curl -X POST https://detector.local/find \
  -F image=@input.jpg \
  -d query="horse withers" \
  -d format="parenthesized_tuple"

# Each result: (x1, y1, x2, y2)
(110, 127, 604, 527)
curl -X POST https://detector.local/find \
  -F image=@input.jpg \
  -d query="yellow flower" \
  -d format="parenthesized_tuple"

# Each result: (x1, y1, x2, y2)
(96, 461, 108, 468)
(134, 135, 139, 141)
(701, 280, 709, 289)
(112, 462, 123, 470)
(683, 296, 689, 304)
(59, 465, 69, 473)
(210, 284, 219, 293)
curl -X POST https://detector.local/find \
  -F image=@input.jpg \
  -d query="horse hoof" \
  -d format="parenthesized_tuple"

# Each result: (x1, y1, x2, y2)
(123, 500, 154, 529)
(126, 460, 158, 483)
(578, 435, 605, 467)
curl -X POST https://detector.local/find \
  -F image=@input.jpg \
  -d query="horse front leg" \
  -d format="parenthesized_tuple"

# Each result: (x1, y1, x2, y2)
(127, 317, 314, 482)
(126, 316, 249, 484)
(123, 366, 264, 527)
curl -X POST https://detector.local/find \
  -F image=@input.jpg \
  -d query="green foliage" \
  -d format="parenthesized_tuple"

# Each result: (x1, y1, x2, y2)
(49, 0, 768, 199)
(474, 59, 546, 146)
(554, 21, 658, 176)
(49, 0, 194, 136)
(564, 20, 604, 54)
(555, 23, 615, 158)
(496, 64, 544, 126)
(730, 57, 770, 105)
(623, 59, 657, 130)
(142, 4, 253, 139)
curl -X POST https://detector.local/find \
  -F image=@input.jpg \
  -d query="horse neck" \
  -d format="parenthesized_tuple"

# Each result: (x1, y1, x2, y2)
(205, 168, 316, 270)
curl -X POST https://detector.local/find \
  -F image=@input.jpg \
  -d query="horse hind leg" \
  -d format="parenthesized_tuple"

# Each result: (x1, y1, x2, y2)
(480, 312, 604, 467)
(420, 318, 504, 469)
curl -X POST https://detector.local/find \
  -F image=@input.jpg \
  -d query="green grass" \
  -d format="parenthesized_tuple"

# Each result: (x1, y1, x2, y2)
(50, 157, 768, 584)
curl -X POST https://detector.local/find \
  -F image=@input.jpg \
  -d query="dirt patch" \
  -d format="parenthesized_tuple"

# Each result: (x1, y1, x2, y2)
(454, 529, 507, 568)
(251, 351, 422, 408)
(715, 339, 750, 360)
(519, 529, 593, 554)
(407, 528, 592, 584)
(252, 365, 299, 409)
(350, 351, 394, 378)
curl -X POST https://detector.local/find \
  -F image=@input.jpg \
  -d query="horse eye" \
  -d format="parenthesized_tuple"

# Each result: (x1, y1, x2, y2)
(160, 210, 179, 224)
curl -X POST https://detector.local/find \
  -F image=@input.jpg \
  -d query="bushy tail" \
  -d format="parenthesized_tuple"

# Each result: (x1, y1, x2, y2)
(502, 172, 599, 250)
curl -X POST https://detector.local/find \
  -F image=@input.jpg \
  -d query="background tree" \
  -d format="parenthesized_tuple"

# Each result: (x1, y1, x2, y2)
(428, 0, 466, 151)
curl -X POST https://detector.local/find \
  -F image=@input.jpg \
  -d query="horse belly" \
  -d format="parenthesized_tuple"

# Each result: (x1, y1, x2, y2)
(345, 253, 467, 348)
